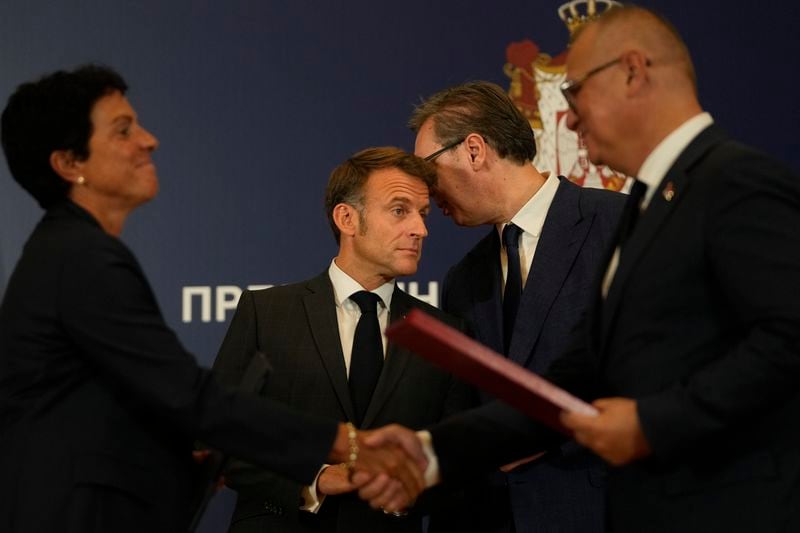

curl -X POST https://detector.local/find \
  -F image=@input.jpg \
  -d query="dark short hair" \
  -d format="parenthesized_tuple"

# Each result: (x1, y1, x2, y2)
(408, 81, 536, 165)
(324, 147, 436, 244)
(1, 64, 128, 208)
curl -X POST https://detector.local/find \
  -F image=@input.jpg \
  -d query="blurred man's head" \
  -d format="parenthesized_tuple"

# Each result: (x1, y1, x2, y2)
(563, 5, 701, 175)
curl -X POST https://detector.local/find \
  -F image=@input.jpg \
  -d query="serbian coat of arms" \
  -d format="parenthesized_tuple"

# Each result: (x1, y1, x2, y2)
(505, 0, 629, 192)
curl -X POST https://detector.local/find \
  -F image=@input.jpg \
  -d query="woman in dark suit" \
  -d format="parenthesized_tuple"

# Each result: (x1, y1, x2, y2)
(0, 65, 421, 533)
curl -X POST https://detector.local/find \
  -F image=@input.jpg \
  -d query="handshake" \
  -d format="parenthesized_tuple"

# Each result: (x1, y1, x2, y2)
(326, 422, 431, 513)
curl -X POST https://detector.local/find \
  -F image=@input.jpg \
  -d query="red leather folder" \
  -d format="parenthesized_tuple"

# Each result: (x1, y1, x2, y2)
(386, 309, 597, 434)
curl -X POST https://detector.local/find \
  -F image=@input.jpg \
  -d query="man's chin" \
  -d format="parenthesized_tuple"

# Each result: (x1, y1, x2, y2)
(445, 211, 466, 226)
(584, 144, 604, 168)
(451, 214, 480, 228)
(392, 261, 419, 278)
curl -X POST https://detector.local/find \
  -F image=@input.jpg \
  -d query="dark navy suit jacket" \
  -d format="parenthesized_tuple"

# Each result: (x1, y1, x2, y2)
(431, 126, 800, 533)
(439, 177, 625, 533)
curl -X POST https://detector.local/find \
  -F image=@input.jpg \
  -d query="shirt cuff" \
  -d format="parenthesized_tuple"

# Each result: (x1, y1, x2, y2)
(416, 430, 441, 488)
(300, 464, 329, 513)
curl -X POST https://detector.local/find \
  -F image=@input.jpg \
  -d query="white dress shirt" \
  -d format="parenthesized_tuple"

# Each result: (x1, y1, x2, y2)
(601, 112, 714, 297)
(328, 258, 394, 374)
(302, 259, 395, 512)
(498, 172, 560, 290)
(637, 112, 714, 209)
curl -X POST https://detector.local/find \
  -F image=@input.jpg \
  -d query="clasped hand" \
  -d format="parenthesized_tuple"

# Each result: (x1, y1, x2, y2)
(328, 423, 427, 513)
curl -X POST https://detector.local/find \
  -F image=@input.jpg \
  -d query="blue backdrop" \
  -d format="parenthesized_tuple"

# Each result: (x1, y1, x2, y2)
(1, 1, 798, 529)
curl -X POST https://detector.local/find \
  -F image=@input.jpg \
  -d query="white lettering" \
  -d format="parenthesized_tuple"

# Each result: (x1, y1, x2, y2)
(215, 285, 243, 322)
(181, 281, 438, 323)
(182, 286, 212, 323)
(397, 281, 439, 308)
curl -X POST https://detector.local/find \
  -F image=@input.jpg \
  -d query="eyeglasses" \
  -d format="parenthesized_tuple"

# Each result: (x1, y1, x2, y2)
(423, 138, 465, 162)
(559, 57, 622, 111)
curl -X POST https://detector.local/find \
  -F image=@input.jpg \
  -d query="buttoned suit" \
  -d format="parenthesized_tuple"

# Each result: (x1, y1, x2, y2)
(439, 177, 625, 533)
(430, 125, 800, 532)
(213, 272, 474, 533)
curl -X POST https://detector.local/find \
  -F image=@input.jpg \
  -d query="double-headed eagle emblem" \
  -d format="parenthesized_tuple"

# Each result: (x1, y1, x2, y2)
(505, 0, 629, 191)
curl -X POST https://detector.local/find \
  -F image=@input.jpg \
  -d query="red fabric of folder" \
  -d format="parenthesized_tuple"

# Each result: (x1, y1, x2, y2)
(386, 309, 597, 435)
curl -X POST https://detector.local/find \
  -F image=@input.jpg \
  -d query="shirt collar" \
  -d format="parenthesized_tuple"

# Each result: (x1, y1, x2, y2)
(496, 172, 560, 241)
(328, 259, 395, 310)
(637, 112, 714, 208)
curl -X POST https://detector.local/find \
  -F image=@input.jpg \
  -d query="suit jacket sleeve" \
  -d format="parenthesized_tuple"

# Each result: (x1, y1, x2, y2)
(437, 312, 480, 418)
(59, 243, 336, 486)
(212, 289, 310, 513)
(412, 310, 481, 512)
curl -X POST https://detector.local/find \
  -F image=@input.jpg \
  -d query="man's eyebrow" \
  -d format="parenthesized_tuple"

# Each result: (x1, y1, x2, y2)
(388, 196, 412, 204)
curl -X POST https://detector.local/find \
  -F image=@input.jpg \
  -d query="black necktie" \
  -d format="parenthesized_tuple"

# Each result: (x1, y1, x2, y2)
(618, 179, 648, 249)
(348, 291, 383, 426)
(502, 223, 523, 355)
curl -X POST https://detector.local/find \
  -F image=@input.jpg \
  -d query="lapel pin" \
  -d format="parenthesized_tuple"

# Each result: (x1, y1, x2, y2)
(662, 182, 675, 202)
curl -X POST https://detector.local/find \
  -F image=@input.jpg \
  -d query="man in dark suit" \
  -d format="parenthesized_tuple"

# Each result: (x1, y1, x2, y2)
(391, 5, 800, 533)
(409, 81, 625, 533)
(212, 147, 474, 532)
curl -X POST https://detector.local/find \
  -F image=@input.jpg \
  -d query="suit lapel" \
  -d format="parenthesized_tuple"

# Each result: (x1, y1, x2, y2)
(303, 273, 357, 422)
(466, 231, 505, 354)
(508, 178, 590, 367)
(362, 287, 413, 427)
(601, 125, 729, 349)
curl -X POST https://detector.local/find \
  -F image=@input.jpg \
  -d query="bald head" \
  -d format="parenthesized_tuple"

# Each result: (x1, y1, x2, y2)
(578, 5, 696, 92)
(564, 5, 704, 175)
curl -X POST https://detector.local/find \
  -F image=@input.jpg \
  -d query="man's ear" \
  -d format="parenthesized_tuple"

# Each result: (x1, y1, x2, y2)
(49, 149, 84, 185)
(333, 203, 359, 238)
(621, 49, 650, 93)
(464, 132, 487, 168)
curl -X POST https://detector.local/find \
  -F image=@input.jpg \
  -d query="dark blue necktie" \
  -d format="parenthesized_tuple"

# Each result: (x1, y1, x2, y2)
(348, 291, 383, 426)
(619, 179, 648, 249)
(502, 223, 523, 355)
